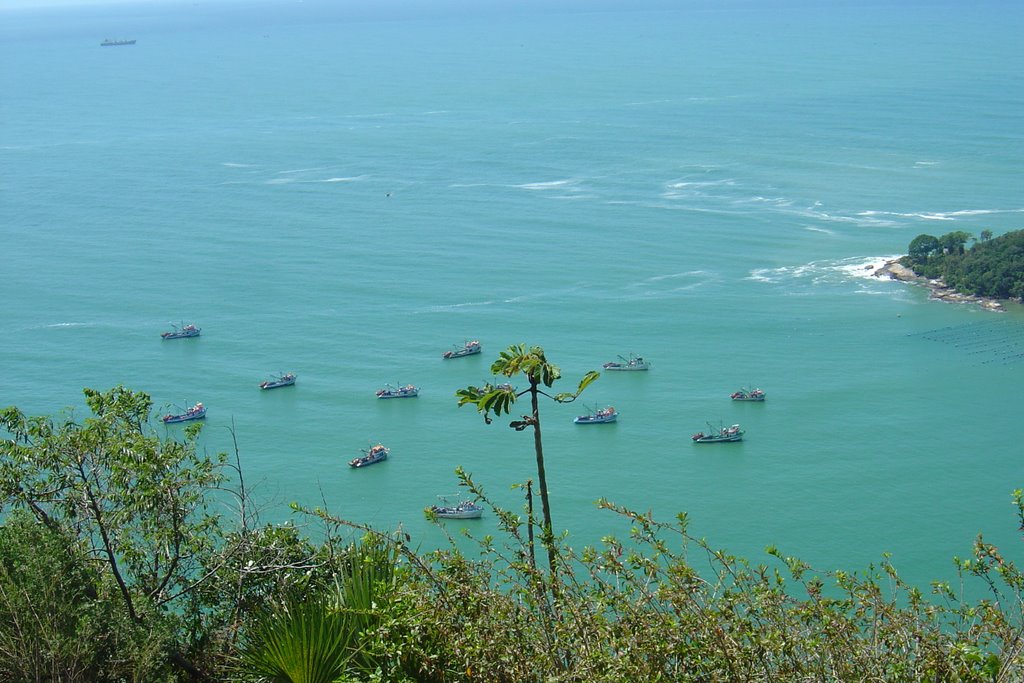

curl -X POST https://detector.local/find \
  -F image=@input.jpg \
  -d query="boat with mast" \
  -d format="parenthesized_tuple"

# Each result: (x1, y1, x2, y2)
(603, 353, 650, 371)
(692, 422, 744, 443)
(443, 340, 482, 359)
(259, 372, 296, 390)
(161, 322, 200, 340)
(429, 495, 484, 519)
(162, 402, 206, 424)
(376, 383, 419, 399)
(349, 444, 389, 468)
(573, 405, 618, 424)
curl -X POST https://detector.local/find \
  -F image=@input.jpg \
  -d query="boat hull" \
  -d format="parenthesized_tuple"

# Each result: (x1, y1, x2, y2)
(603, 355, 649, 371)
(443, 349, 482, 359)
(376, 385, 419, 399)
(349, 455, 387, 468)
(163, 411, 206, 424)
(692, 435, 743, 443)
(434, 509, 483, 519)
(431, 504, 483, 519)
(574, 407, 618, 424)
(161, 330, 200, 339)
(260, 376, 296, 390)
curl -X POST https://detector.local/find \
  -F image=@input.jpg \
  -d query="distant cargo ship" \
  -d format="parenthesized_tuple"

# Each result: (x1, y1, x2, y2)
(101, 38, 136, 46)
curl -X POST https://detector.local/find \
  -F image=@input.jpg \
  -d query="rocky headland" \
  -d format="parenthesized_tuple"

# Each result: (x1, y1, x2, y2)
(872, 259, 1005, 311)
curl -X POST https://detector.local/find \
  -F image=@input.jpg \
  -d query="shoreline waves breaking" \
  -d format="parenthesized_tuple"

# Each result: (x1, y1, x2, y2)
(872, 259, 1007, 311)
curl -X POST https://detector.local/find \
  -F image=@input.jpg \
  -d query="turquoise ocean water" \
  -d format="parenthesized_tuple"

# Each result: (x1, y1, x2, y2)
(2, 0, 1023, 590)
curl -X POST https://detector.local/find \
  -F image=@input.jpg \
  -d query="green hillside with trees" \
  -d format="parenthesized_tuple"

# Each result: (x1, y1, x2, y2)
(2, 349, 1024, 681)
(902, 229, 1024, 300)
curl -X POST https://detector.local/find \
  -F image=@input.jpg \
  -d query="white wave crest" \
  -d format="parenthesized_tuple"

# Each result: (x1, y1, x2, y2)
(422, 300, 496, 312)
(643, 270, 712, 283)
(624, 99, 672, 106)
(515, 179, 579, 191)
(319, 175, 367, 183)
(748, 255, 903, 285)
(278, 167, 325, 175)
(665, 179, 736, 190)
(858, 208, 1024, 222)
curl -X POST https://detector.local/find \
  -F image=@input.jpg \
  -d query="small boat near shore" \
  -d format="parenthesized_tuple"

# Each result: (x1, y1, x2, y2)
(349, 444, 389, 468)
(429, 496, 484, 519)
(162, 402, 206, 424)
(443, 340, 482, 359)
(259, 372, 296, 390)
(574, 405, 618, 424)
(692, 422, 744, 443)
(603, 354, 650, 371)
(161, 322, 200, 340)
(730, 387, 765, 402)
(376, 383, 419, 399)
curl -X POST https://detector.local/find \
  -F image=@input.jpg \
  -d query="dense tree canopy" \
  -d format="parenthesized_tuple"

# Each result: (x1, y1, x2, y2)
(901, 229, 1024, 300)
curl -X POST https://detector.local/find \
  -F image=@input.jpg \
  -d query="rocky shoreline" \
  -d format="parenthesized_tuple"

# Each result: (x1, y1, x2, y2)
(871, 259, 1006, 311)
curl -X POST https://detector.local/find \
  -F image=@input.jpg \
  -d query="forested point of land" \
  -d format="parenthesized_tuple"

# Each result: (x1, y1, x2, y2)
(901, 229, 1024, 300)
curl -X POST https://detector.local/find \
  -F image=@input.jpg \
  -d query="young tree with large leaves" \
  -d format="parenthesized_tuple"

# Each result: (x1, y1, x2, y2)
(456, 344, 598, 576)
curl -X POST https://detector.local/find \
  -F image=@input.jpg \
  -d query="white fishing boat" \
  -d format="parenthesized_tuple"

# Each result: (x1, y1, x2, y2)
(349, 444, 389, 468)
(443, 339, 482, 359)
(376, 383, 419, 399)
(162, 402, 206, 424)
(573, 405, 618, 424)
(429, 495, 484, 519)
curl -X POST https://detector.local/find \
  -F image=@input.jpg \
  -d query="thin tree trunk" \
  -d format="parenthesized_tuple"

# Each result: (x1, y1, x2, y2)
(530, 384, 557, 577)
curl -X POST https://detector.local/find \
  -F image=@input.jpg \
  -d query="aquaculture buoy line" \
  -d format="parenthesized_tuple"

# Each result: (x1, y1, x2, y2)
(908, 320, 1024, 365)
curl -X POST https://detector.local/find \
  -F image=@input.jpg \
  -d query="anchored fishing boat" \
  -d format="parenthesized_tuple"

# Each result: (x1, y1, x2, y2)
(161, 322, 200, 339)
(376, 383, 419, 399)
(162, 402, 206, 424)
(692, 422, 744, 443)
(259, 372, 296, 390)
(349, 444, 389, 468)
(603, 354, 650, 371)
(730, 387, 766, 401)
(574, 405, 618, 424)
(443, 340, 482, 359)
(429, 495, 484, 519)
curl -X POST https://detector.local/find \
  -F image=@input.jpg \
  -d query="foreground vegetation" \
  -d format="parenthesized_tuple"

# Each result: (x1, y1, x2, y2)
(3, 380, 1024, 681)
(902, 229, 1024, 300)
